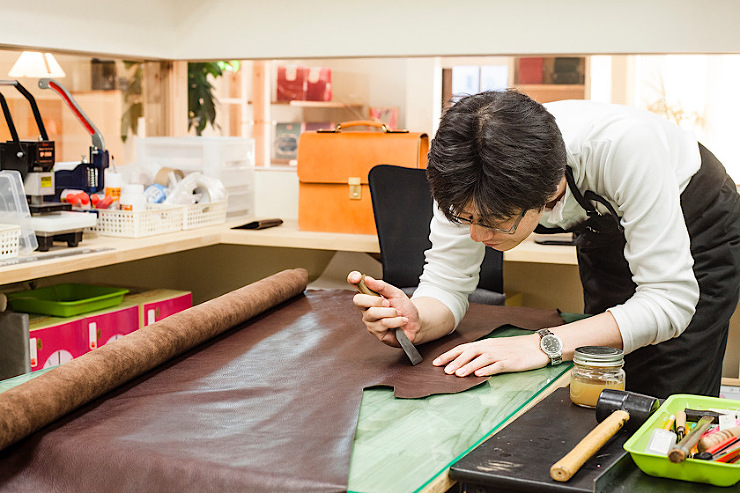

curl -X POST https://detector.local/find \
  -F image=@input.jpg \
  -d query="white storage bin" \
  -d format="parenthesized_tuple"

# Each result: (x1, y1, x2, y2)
(135, 137, 255, 173)
(94, 205, 183, 238)
(183, 200, 228, 230)
(224, 182, 255, 219)
(0, 223, 21, 259)
(135, 137, 256, 218)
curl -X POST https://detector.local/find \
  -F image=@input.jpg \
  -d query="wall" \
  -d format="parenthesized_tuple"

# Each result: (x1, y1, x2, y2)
(172, 0, 740, 59)
(3, 1, 740, 60)
(0, 0, 176, 58)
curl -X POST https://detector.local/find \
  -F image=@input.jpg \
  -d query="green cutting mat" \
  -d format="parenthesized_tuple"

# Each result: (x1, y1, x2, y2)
(348, 327, 572, 493)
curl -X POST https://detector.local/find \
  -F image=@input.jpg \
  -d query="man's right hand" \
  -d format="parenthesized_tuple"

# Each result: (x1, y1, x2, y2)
(347, 270, 421, 348)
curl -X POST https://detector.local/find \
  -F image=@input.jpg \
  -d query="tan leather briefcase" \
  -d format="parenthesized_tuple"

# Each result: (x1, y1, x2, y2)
(297, 120, 428, 235)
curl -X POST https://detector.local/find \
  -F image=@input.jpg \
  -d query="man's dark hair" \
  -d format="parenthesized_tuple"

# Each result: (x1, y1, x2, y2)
(427, 90, 566, 223)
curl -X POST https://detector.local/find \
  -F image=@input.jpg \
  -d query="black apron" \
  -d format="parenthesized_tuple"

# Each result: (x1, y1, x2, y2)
(537, 144, 740, 399)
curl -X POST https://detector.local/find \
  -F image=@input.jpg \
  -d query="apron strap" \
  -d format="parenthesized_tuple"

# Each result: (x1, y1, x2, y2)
(565, 167, 624, 233)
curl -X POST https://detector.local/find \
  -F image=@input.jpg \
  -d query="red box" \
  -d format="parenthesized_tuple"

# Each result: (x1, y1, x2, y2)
(28, 316, 87, 370)
(518, 57, 544, 84)
(277, 65, 308, 102)
(306, 67, 332, 101)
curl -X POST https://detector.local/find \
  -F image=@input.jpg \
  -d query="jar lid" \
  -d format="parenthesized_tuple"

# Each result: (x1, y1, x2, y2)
(573, 346, 624, 367)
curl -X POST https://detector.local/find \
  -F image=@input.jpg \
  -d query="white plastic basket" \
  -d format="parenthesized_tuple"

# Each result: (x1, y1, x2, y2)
(0, 223, 21, 259)
(182, 200, 228, 230)
(94, 205, 183, 238)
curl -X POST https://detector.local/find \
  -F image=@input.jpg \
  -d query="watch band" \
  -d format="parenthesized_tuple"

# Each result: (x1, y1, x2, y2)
(537, 328, 563, 365)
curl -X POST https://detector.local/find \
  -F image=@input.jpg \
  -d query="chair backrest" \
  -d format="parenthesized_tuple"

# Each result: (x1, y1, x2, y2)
(368, 164, 503, 294)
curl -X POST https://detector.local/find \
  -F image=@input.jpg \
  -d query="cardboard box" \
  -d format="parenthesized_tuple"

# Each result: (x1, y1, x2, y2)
(274, 122, 302, 161)
(123, 289, 192, 328)
(306, 67, 332, 101)
(276, 65, 307, 102)
(24, 289, 192, 371)
(28, 315, 87, 370)
(517, 57, 544, 84)
(83, 302, 139, 350)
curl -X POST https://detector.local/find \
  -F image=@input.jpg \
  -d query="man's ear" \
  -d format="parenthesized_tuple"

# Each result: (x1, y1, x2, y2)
(545, 176, 568, 209)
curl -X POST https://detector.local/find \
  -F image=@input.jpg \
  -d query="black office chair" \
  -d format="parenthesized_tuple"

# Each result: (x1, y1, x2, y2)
(368, 164, 505, 305)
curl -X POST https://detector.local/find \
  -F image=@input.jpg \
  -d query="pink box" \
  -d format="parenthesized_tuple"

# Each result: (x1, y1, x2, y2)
(277, 65, 308, 102)
(123, 289, 192, 327)
(24, 290, 191, 371)
(84, 304, 139, 350)
(142, 294, 192, 326)
(28, 316, 87, 371)
(306, 67, 332, 101)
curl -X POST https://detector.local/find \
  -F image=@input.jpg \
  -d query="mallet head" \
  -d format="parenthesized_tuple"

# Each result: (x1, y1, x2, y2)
(595, 389, 660, 432)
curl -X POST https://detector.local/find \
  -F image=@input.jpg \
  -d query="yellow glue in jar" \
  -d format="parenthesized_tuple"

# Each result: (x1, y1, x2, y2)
(569, 346, 625, 408)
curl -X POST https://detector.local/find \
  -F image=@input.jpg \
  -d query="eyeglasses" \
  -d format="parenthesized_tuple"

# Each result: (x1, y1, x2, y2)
(451, 209, 527, 235)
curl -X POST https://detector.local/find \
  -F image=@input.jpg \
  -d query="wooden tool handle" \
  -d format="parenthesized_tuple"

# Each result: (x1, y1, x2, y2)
(357, 275, 378, 296)
(699, 425, 740, 452)
(550, 410, 630, 482)
(668, 415, 714, 463)
(675, 410, 686, 438)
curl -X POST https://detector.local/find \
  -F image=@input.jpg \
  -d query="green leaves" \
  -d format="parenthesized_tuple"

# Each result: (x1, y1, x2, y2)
(121, 61, 143, 143)
(188, 61, 239, 135)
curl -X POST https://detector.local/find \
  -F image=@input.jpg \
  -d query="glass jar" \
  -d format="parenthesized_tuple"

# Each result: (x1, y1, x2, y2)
(569, 346, 625, 408)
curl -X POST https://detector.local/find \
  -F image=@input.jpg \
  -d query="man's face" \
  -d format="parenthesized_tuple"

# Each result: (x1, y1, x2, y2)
(457, 207, 543, 251)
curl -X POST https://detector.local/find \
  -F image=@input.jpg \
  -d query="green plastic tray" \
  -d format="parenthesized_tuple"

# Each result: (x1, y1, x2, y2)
(624, 393, 740, 487)
(6, 284, 129, 317)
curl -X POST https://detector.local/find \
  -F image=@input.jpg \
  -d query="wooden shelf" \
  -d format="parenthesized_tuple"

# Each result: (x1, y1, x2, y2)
(286, 101, 364, 109)
(514, 83, 587, 103)
(0, 220, 579, 286)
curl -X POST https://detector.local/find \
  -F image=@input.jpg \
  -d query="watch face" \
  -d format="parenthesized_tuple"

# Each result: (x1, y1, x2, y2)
(541, 335, 562, 355)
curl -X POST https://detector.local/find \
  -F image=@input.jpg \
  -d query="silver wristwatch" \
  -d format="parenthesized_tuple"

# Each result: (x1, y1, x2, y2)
(537, 329, 563, 365)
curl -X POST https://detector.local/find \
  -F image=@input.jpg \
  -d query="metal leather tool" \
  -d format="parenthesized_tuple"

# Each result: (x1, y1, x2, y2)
(356, 275, 423, 365)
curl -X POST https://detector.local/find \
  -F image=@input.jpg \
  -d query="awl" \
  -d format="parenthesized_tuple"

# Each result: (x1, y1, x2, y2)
(357, 275, 423, 365)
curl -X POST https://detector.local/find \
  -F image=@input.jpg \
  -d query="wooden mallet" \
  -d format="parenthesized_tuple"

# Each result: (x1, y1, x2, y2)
(550, 389, 659, 482)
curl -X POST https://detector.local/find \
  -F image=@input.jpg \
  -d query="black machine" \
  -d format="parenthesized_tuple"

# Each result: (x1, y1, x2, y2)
(38, 78, 109, 199)
(0, 79, 103, 251)
(0, 80, 63, 214)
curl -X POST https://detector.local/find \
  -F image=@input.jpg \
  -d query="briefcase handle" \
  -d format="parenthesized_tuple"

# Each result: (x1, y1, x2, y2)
(318, 120, 409, 134)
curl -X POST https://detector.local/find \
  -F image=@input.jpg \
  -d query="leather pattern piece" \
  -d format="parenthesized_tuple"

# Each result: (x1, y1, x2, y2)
(0, 289, 563, 493)
(379, 303, 566, 398)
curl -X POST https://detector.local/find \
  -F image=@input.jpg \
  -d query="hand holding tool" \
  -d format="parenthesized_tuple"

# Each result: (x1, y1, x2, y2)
(355, 274, 422, 365)
(550, 389, 659, 482)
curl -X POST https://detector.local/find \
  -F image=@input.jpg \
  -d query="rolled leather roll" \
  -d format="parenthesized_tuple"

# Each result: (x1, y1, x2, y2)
(0, 268, 308, 452)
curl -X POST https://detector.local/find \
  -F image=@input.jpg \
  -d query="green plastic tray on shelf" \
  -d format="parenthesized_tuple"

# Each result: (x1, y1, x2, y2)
(624, 394, 740, 487)
(6, 284, 129, 317)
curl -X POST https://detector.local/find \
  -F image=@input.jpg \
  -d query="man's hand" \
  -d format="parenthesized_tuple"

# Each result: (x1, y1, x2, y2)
(432, 333, 549, 376)
(347, 270, 421, 347)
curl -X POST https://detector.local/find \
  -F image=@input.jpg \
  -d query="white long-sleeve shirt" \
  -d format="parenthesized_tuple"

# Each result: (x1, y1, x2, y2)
(414, 100, 701, 354)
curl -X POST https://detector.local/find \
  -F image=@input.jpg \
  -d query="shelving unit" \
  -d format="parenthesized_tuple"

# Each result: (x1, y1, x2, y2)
(214, 60, 368, 167)
(441, 56, 590, 110)
(512, 56, 590, 103)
